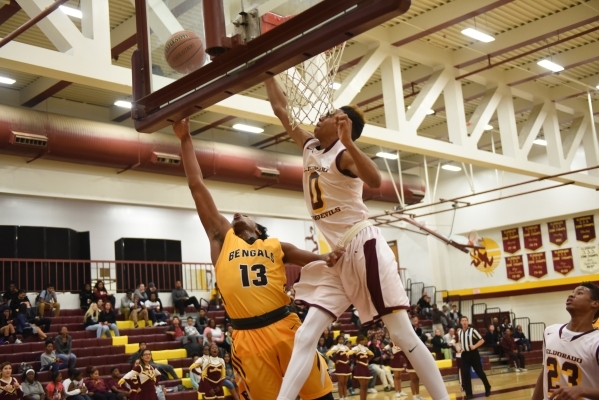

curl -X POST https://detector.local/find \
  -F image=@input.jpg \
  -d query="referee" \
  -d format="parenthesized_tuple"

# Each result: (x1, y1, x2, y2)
(457, 316, 491, 399)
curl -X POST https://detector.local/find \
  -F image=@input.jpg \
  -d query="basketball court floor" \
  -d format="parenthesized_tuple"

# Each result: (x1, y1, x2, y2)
(345, 369, 539, 400)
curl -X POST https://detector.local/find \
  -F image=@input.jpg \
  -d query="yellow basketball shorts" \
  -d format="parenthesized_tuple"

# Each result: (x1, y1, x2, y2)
(231, 313, 332, 400)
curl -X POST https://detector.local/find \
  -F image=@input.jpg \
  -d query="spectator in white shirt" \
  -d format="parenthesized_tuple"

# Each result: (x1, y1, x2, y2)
(145, 293, 167, 326)
(184, 317, 202, 343)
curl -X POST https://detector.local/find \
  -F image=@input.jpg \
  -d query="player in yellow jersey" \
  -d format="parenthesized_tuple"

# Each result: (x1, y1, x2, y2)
(173, 119, 339, 400)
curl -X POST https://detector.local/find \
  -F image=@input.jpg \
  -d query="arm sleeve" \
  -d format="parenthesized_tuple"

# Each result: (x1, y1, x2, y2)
(472, 329, 482, 341)
(63, 380, 81, 396)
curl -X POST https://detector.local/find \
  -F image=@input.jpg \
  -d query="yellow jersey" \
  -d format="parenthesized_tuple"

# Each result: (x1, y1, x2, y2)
(215, 229, 289, 319)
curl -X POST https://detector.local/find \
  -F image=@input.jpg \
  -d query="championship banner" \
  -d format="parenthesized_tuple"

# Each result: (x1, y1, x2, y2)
(501, 228, 521, 254)
(547, 220, 567, 246)
(574, 215, 596, 243)
(551, 248, 574, 276)
(527, 252, 547, 278)
(505, 255, 524, 281)
(579, 244, 599, 273)
(523, 224, 542, 251)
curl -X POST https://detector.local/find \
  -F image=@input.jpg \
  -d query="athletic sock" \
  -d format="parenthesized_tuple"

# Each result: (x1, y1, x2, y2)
(276, 307, 334, 400)
(382, 311, 449, 400)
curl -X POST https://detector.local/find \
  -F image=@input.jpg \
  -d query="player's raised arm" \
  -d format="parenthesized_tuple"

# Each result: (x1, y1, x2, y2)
(280, 242, 344, 267)
(264, 78, 313, 148)
(172, 119, 231, 263)
(336, 113, 382, 188)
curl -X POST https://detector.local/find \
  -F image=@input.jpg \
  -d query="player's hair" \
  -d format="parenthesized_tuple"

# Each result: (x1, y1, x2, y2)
(340, 105, 365, 141)
(580, 282, 599, 320)
(256, 223, 269, 240)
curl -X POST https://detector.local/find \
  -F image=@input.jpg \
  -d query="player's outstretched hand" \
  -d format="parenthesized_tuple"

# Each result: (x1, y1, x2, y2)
(172, 118, 190, 140)
(336, 113, 353, 146)
(549, 387, 584, 400)
(324, 248, 345, 267)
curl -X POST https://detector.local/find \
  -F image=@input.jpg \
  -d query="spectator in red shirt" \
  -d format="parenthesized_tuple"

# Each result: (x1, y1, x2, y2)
(501, 328, 526, 372)
(93, 281, 115, 309)
(105, 368, 129, 400)
(85, 368, 117, 400)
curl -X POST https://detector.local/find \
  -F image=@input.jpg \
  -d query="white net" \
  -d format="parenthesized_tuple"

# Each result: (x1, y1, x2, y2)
(277, 43, 346, 129)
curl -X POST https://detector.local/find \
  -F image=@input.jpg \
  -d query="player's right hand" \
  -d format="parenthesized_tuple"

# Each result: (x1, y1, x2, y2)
(172, 118, 191, 140)
(324, 248, 345, 267)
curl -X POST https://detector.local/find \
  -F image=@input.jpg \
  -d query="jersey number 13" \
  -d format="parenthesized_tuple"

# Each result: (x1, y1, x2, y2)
(239, 264, 268, 287)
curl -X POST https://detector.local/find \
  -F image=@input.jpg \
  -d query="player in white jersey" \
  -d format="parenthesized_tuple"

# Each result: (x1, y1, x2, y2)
(532, 282, 599, 400)
(265, 78, 449, 400)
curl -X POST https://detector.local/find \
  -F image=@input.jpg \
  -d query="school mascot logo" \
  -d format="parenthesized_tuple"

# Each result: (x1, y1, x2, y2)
(470, 238, 501, 276)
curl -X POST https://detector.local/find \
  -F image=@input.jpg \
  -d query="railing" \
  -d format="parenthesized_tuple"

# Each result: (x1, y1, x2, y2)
(0, 258, 214, 293)
(410, 281, 424, 305)
(436, 290, 448, 306)
(510, 311, 516, 323)
(529, 322, 546, 342)
(405, 278, 412, 304)
(513, 317, 530, 338)
(460, 299, 473, 321)
(423, 285, 436, 305)
(472, 303, 487, 317)
(484, 307, 502, 327)
(398, 268, 407, 288)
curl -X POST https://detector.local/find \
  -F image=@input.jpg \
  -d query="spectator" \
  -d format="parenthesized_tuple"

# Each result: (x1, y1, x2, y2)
(431, 304, 448, 333)
(0, 362, 23, 400)
(171, 281, 202, 317)
(203, 319, 228, 353)
(119, 292, 133, 321)
(133, 284, 147, 303)
(484, 324, 501, 355)
(83, 304, 109, 338)
(45, 372, 64, 400)
(382, 331, 392, 346)
(128, 295, 149, 328)
(222, 354, 240, 400)
(2, 283, 19, 312)
(411, 316, 426, 344)
(105, 368, 129, 400)
(367, 334, 393, 393)
(37, 285, 60, 317)
(79, 285, 93, 311)
(165, 316, 189, 344)
(85, 368, 117, 400)
(321, 328, 334, 349)
(40, 341, 68, 373)
(513, 325, 531, 352)
(316, 337, 328, 356)
(93, 281, 115, 309)
(431, 329, 450, 360)
(443, 328, 458, 358)
(224, 326, 233, 350)
(501, 317, 513, 332)
(127, 343, 179, 379)
(63, 368, 90, 400)
(99, 303, 120, 337)
(144, 293, 167, 326)
(501, 328, 526, 372)
(0, 308, 17, 344)
(194, 308, 208, 334)
(448, 304, 462, 327)
(296, 304, 308, 322)
(144, 284, 163, 310)
(442, 305, 455, 329)
(13, 291, 49, 340)
(54, 327, 77, 368)
(417, 291, 431, 317)
(21, 369, 45, 400)
(188, 356, 201, 391)
(184, 317, 202, 343)
(209, 283, 222, 309)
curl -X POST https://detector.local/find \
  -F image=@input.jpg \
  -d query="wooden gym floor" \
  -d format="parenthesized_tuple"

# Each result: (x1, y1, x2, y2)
(339, 367, 540, 400)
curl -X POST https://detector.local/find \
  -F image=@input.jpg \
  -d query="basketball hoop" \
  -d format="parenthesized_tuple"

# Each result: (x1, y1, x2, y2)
(467, 229, 484, 249)
(277, 43, 346, 129)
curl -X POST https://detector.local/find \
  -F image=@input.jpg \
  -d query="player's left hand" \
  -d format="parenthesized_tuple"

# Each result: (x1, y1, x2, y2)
(549, 386, 585, 400)
(336, 113, 353, 146)
(324, 248, 345, 267)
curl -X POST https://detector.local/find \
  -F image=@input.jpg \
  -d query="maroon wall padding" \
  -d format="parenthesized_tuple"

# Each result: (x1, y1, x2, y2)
(0, 104, 425, 204)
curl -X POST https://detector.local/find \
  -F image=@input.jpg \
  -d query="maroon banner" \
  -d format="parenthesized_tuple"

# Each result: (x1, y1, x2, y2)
(552, 248, 574, 276)
(527, 252, 547, 278)
(523, 224, 543, 251)
(505, 255, 524, 281)
(501, 228, 521, 254)
(574, 215, 596, 243)
(547, 220, 568, 246)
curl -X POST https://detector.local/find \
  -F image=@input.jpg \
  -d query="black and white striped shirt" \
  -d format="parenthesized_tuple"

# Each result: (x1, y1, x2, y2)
(458, 326, 483, 352)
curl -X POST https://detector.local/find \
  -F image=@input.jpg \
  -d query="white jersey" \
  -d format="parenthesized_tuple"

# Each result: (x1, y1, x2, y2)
(542, 323, 599, 399)
(302, 138, 369, 247)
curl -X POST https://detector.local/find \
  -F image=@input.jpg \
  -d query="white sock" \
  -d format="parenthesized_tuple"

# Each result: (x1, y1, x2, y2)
(381, 311, 449, 400)
(277, 307, 333, 400)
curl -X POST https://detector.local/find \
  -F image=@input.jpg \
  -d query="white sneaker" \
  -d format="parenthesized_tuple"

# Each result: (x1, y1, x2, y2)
(414, 396, 427, 400)
(515, 368, 521, 372)
(15, 339, 22, 344)
(396, 391, 408, 397)
(520, 368, 528, 371)
(367, 388, 378, 394)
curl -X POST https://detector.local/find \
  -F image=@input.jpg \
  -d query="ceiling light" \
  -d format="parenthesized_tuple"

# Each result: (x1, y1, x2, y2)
(330, 82, 341, 90)
(59, 5, 82, 18)
(114, 100, 132, 108)
(533, 138, 547, 146)
(407, 106, 435, 115)
(233, 124, 264, 134)
(376, 152, 398, 160)
(596, 84, 599, 89)
(484, 124, 493, 130)
(441, 164, 462, 172)
(461, 28, 495, 43)
(0, 76, 16, 85)
(537, 59, 564, 72)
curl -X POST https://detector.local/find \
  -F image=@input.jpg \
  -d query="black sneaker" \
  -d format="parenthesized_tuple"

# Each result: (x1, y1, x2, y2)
(384, 387, 391, 392)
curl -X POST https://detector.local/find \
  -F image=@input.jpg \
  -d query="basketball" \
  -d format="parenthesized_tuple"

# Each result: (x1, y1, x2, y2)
(164, 30, 205, 74)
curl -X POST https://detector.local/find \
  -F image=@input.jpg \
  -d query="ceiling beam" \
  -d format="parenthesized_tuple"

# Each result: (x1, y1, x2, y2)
(388, 0, 515, 47)
(20, 77, 72, 107)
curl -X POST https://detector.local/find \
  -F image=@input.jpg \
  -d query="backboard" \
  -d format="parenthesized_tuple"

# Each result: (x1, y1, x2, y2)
(131, 0, 412, 133)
